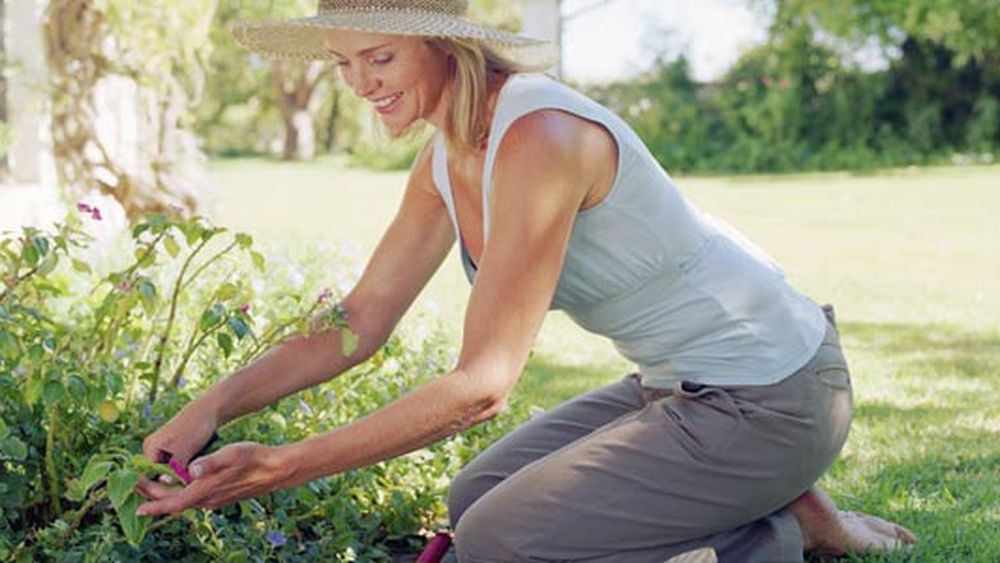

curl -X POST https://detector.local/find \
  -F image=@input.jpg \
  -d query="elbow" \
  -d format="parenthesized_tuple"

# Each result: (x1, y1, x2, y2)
(476, 392, 509, 423)
(451, 367, 513, 426)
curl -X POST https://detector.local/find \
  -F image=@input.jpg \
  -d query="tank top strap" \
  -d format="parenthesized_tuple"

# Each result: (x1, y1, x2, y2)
(430, 133, 478, 279)
(481, 73, 630, 238)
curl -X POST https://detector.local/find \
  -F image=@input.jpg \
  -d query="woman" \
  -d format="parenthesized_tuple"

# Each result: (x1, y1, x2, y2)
(137, 1, 915, 560)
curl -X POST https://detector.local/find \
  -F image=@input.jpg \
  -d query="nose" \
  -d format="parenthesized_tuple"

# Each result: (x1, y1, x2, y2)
(345, 65, 379, 98)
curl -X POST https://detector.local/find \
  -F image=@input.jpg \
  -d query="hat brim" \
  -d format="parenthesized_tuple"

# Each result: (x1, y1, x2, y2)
(232, 11, 549, 61)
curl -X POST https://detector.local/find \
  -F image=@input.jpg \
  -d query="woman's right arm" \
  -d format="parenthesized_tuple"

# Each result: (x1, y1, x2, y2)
(144, 142, 456, 464)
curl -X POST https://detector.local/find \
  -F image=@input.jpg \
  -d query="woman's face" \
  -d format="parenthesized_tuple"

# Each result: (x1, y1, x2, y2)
(324, 30, 451, 134)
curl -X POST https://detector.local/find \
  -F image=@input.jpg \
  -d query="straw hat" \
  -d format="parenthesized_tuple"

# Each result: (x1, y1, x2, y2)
(231, 0, 550, 61)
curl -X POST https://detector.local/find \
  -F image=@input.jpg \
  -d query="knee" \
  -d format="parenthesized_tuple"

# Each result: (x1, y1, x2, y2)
(453, 496, 532, 562)
(446, 466, 487, 529)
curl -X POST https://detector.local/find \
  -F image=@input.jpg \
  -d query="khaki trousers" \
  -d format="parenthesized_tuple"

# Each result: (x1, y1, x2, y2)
(448, 306, 852, 562)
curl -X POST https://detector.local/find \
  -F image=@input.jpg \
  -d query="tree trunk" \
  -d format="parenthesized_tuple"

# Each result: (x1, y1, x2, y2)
(324, 88, 340, 153)
(273, 60, 330, 161)
(283, 109, 315, 161)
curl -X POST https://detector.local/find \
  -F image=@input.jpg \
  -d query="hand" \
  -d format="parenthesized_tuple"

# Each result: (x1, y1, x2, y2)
(142, 402, 219, 471)
(135, 441, 292, 516)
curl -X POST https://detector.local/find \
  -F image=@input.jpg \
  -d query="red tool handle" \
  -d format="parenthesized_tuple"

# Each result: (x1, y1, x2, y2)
(415, 532, 452, 563)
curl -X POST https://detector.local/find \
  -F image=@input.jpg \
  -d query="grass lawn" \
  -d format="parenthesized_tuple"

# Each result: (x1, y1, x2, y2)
(210, 158, 999, 561)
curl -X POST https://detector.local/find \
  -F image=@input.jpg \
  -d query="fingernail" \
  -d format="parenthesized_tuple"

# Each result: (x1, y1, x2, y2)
(189, 462, 203, 480)
(136, 507, 148, 516)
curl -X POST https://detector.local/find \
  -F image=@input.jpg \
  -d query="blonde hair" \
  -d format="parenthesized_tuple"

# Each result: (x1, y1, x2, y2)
(429, 38, 551, 155)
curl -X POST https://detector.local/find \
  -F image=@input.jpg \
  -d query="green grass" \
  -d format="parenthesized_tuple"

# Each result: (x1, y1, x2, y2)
(210, 158, 999, 561)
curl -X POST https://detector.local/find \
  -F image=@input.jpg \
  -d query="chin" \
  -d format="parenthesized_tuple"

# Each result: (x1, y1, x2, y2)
(381, 116, 419, 138)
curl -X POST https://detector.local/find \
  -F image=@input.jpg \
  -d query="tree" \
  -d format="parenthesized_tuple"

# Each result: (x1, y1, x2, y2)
(44, 1, 217, 217)
(769, 0, 1000, 66)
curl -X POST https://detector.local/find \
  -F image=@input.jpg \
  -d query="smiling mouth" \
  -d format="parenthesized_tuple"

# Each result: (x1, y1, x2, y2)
(373, 93, 403, 114)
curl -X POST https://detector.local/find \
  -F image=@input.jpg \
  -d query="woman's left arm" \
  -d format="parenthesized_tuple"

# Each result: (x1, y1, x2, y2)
(136, 111, 607, 515)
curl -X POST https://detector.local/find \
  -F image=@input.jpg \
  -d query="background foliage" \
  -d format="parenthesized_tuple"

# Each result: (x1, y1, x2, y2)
(587, 0, 999, 174)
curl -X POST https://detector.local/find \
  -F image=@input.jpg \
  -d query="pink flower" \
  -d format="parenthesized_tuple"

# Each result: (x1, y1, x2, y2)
(91, 207, 102, 221)
(116, 281, 130, 292)
(239, 304, 251, 315)
(76, 202, 93, 213)
(317, 288, 333, 304)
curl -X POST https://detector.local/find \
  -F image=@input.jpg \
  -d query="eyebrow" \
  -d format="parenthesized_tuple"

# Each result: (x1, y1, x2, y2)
(324, 42, 393, 59)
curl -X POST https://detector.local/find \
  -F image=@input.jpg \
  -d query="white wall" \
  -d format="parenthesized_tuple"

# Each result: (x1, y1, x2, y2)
(522, 0, 563, 77)
(7, 0, 56, 186)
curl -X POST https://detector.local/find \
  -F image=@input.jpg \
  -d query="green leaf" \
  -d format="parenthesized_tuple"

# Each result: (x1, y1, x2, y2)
(200, 303, 225, 331)
(67, 375, 87, 398)
(341, 329, 359, 357)
(183, 225, 201, 246)
(217, 282, 238, 301)
(25, 375, 44, 406)
(228, 316, 250, 340)
(137, 280, 157, 305)
(43, 380, 65, 407)
(0, 330, 17, 356)
(37, 253, 59, 276)
(28, 343, 45, 360)
(0, 419, 7, 440)
(0, 437, 27, 461)
(250, 251, 266, 272)
(22, 244, 39, 267)
(108, 469, 139, 510)
(117, 493, 150, 546)
(129, 455, 174, 478)
(80, 460, 114, 493)
(64, 478, 88, 503)
(71, 258, 92, 274)
(32, 236, 50, 257)
(235, 233, 253, 248)
(164, 236, 181, 258)
(217, 332, 234, 358)
(138, 249, 157, 269)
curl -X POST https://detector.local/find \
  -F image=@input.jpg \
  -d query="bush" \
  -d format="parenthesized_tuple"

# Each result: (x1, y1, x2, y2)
(0, 209, 528, 560)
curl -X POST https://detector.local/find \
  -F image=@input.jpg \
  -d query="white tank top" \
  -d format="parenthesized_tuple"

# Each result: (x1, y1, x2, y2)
(431, 73, 827, 388)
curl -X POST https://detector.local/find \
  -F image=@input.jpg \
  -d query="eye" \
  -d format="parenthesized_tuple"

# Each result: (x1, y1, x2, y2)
(334, 59, 350, 68)
(370, 53, 393, 66)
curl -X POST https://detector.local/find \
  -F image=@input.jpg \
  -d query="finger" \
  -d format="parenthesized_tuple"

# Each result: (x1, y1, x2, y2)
(188, 448, 227, 481)
(157, 474, 179, 485)
(142, 439, 170, 464)
(135, 476, 177, 500)
(136, 486, 201, 517)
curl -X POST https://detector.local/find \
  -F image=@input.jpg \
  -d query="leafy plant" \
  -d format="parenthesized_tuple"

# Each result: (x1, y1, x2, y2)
(0, 207, 526, 560)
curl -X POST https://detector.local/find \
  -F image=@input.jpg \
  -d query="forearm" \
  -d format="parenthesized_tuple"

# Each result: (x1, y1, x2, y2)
(277, 369, 501, 487)
(195, 323, 376, 426)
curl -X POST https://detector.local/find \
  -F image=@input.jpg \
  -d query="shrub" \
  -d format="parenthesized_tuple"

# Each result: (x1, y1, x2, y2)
(0, 209, 527, 560)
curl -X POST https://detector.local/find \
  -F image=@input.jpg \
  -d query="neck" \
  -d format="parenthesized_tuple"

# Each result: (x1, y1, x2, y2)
(427, 71, 510, 155)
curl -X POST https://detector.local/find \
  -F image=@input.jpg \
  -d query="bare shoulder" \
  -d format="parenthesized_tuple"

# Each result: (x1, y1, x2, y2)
(497, 109, 616, 178)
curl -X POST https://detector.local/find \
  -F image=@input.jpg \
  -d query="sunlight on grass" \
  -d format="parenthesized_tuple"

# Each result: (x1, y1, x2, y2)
(210, 160, 999, 561)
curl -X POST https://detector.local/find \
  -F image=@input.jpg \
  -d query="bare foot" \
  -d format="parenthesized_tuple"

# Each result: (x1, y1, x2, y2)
(789, 486, 916, 557)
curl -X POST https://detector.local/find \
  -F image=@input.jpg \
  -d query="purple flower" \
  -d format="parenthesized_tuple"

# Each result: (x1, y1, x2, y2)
(142, 404, 153, 419)
(115, 281, 130, 292)
(317, 288, 333, 304)
(298, 399, 313, 416)
(177, 377, 187, 389)
(239, 304, 251, 315)
(91, 207, 103, 221)
(76, 202, 93, 214)
(266, 530, 287, 546)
